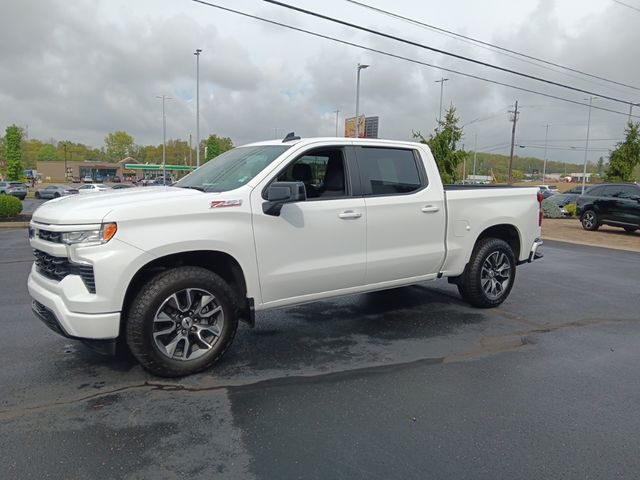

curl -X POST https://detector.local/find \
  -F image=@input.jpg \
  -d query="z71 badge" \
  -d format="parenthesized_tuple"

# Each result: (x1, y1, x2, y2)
(210, 199, 242, 208)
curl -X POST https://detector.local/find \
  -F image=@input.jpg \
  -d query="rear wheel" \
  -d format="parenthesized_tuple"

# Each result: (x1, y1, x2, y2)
(458, 237, 516, 308)
(53, 192, 60, 198)
(126, 266, 239, 377)
(624, 227, 638, 233)
(581, 210, 599, 231)
(35, 192, 41, 199)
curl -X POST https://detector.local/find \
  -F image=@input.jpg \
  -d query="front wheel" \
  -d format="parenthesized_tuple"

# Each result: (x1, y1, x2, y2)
(35, 192, 41, 199)
(624, 227, 638, 233)
(126, 266, 239, 377)
(581, 210, 599, 231)
(458, 237, 516, 308)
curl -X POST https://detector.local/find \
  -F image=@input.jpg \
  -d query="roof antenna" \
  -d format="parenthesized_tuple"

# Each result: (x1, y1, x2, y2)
(282, 132, 301, 142)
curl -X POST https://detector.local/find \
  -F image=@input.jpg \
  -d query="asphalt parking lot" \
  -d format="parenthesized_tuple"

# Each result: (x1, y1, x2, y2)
(1, 228, 639, 479)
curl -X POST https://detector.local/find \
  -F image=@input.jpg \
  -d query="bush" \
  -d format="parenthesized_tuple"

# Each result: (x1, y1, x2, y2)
(0, 195, 23, 217)
(564, 204, 577, 217)
(542, 199, 563, 219)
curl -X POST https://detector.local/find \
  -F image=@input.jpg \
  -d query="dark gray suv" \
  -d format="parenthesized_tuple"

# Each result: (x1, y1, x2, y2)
(576, 183, 640, 233)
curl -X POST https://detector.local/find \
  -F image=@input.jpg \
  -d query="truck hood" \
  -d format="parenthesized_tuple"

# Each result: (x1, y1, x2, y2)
(32, 187, 204, 225)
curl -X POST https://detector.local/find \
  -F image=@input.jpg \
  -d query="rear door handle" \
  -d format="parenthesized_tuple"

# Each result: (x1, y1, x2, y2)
(338, 210, 362, 219)
(421, 205, 440, 213)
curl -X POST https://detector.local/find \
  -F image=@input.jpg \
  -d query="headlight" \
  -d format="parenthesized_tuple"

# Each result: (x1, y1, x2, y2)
(61, 223, 117, 245)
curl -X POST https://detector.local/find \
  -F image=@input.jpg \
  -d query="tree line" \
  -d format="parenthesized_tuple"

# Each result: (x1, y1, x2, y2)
(0, 126, 234, 180)
(414, 105, 640, 184)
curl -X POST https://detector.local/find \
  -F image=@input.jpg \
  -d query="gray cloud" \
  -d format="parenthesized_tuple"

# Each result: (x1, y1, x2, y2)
(1, 0, 638, 168)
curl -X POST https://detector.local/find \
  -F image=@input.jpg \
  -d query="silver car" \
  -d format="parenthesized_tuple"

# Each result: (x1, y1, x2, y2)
(35, 185, 78, 199)
(0, 181, 27, 200)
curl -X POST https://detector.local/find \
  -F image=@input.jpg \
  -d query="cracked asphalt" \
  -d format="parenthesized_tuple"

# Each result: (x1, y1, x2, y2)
(1, 228, 639, 479)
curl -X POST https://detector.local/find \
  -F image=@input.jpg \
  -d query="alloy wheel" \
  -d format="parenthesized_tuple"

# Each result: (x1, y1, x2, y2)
(152, 288, 224, 361)
(481, 251, 511, 300)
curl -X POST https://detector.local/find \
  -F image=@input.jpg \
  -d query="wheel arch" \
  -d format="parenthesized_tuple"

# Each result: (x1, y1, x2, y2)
(121, 250, 251, 327)
(448, 223, 521, 286)
(475, 223, 521, 261)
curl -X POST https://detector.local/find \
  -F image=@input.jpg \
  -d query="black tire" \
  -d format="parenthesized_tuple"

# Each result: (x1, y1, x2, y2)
(580, 210, 599, 231)
(35, 192, 40, 199)
(126, 266, 239, 377)
(624, 227, 638, 233)
(54, 192, 60, 198)
(457, 237, 516, 308)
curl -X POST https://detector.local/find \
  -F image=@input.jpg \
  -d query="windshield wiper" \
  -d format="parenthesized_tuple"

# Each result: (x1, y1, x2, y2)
(177, 185, 205, 192)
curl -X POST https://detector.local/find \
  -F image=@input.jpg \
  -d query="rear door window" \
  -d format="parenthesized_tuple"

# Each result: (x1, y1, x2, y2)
(356, 147, 424, 196)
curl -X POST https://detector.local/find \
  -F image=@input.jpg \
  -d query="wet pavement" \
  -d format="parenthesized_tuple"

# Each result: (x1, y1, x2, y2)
(1, 228, 639, 479)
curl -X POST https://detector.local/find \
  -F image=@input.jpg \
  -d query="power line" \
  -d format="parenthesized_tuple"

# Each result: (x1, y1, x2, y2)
(192, 0, 640, 119)
(613, 0, 640, 13)
(345, 0, 640, 93)
(263, 0, 638, 106)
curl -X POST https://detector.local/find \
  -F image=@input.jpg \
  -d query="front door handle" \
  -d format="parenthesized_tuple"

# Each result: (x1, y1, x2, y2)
(338, 210, 362, 219)
(421, 205, 440, 213)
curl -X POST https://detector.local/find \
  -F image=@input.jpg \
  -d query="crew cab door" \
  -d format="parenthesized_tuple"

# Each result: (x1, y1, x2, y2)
(354, 145, 446, 284)
(251, 145, 366, 305)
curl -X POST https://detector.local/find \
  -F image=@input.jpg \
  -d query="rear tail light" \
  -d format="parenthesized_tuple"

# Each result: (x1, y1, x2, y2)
(537, 191, 544, 226)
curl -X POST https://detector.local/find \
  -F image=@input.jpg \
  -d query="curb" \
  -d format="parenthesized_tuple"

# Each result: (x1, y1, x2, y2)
(0, 222, 29, 228)
(542, 236, 640, 253)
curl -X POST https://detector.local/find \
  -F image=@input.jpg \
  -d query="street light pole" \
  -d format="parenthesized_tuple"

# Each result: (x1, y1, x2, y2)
(435, 77, 449, 127)
(582, 97, 596, 194)
(194, 48, 202, 168)
(334, 109, 340, 137)
(355, 63, 369, 137)
(156, 95, 172, 185)
(542, 124, 549, 182)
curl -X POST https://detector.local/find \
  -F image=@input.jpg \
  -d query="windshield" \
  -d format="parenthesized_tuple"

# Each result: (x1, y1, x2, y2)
(175, 145, 291, 192)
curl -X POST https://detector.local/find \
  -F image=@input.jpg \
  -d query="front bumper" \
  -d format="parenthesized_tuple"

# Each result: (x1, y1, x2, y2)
(28, 271, 120, 339)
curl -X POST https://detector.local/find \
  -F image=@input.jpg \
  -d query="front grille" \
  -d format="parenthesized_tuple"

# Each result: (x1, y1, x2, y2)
(37, 229, 62, 243)
(32, 300, 69, 337)
(33, 249, 96, 293)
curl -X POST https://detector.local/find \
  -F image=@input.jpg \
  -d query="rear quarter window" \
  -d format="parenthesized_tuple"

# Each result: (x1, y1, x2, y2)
(356, 147, 424, 196)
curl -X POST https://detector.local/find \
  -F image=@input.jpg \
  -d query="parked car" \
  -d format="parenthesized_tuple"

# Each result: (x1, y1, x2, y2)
(543, 193, 579, 217)
(95, 175, 104, 183)
(111, 184, 133, 189)
(576, 183, 640, 232)
(0, 181, 27, 200)
(27, 136, 543, 376)
(112, 176, 121, 183)
(35, 185, 78, 199)
(77, 184, 110, 194)
(564, 185, 592, 195)
(83, 175, 93, 183)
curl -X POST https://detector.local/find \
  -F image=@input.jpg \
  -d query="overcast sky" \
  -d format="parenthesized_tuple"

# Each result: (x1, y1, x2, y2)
(2, 0, 639, 166)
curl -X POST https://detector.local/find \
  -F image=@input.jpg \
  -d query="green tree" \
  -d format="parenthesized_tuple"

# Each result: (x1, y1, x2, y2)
(5, 125, 24, 180)
(104, 131, 134, 161)
(204, 134, 234, 162)
(413, 106, 466, 183)
(606, 122, 640, 182)
(37, 143, 59, 161)
(596, 156, 605, 176)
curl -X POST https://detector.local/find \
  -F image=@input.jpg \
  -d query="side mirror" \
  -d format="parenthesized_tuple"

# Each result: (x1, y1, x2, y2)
(263, 181, 306, 216)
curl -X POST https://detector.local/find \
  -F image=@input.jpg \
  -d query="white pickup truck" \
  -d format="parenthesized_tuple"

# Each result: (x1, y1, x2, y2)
(28, 136, 543, 376)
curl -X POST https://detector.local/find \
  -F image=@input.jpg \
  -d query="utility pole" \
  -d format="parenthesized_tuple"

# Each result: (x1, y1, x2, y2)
(508, 100, 519, 184)
(189, 134, 192, 168)
(435, 77, 449, 128)
(63, 142, 67, 180)
(472, 134, 478, 182)
(334, 109, 340, 136)
(194, 49, 202, 168)
(156, 95, 172, 185)
(582, 96, 596, 194)
(542, 124, 549, 182)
